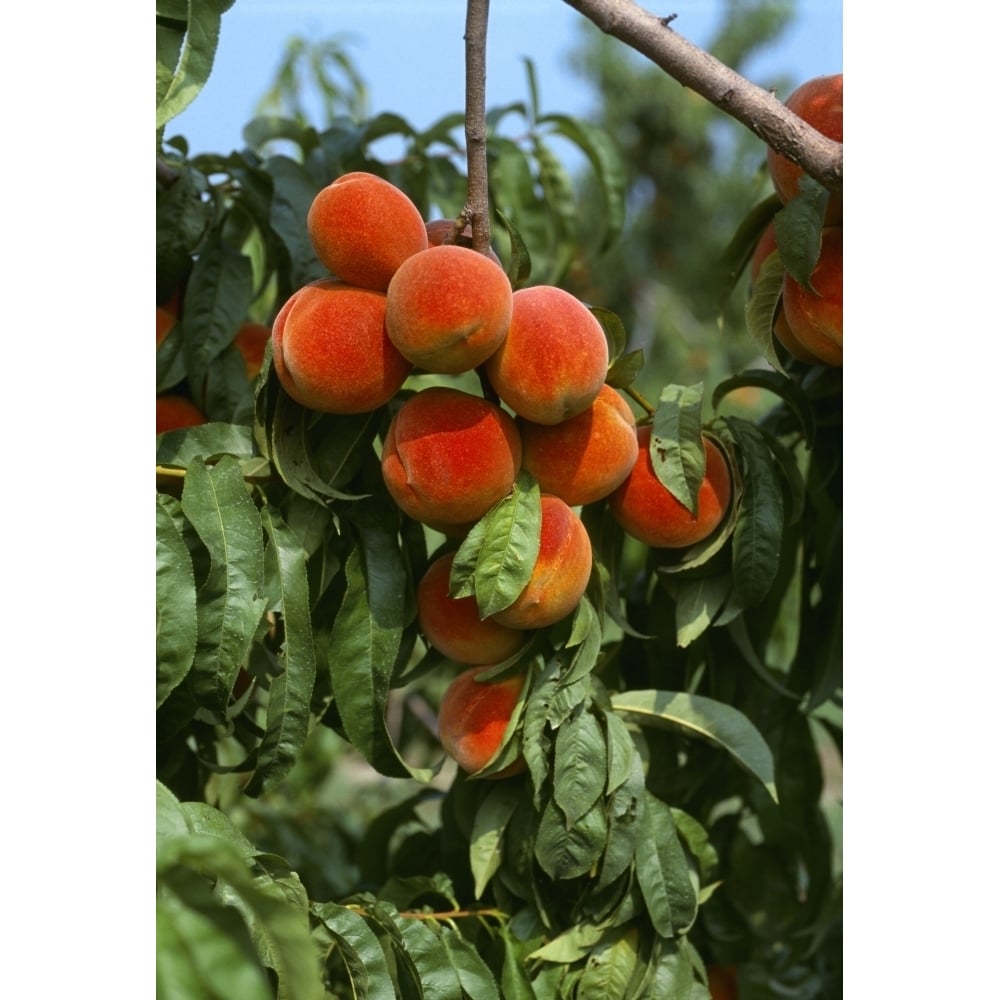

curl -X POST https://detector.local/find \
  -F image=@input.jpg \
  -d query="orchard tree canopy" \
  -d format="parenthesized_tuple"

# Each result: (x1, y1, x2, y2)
(156, 1, 842, 997)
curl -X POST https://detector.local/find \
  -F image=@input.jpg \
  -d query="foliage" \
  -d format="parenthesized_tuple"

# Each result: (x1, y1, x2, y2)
(156, 6, 841, 998)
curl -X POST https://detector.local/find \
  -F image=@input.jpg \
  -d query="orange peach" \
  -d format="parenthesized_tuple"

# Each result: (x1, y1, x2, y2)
(425, 218, 503, 268)
(417, 551, 528, 664)
(781, 227, 842, 367)
(271, 279, 412, 414)
(518, 384, 638, 507)
(484, 285, 609, 425)
(609, 427, 732, 549)
(233, 321, 270, 380)
(490, 494, 593, 630)
(156, 306, 176, 349)
(156, 395, 206, 435)
(381, 386, 522, 534)
(438, 665, 527, 777)
(385, 245, 512, 374)
(307, 171, 429, 291)
(767, 73, 843, 223)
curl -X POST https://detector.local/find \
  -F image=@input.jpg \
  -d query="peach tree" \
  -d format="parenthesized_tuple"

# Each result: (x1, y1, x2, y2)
(156, 1, 842, 997)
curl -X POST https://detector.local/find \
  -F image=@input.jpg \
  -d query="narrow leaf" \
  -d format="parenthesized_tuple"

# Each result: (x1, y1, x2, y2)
(554, 709, 607, 826)
(311, 902, 396, 1000)
(651, 384, 706, 515)
(470, 782, 521, 899)
(157, 495, 198, 708)
(610, 690, 777, 800)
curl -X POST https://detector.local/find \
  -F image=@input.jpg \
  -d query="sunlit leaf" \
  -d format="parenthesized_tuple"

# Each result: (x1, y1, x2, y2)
(651, 384, 706, 515)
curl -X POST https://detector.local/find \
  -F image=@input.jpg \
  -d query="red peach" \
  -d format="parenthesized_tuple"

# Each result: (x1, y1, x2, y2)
(381, 386, 522, 534)
(157, 396, 206, 435)
(417, 552, 528, 665)
(385, 245, 512, 374)
(490, 494, 593, 630)
(518, 384, 638, 507)
(781, 227, 842, 367)
(307, 171, 428, 291)
(610, 427, 732, 549)
(484, 285, 609, 425)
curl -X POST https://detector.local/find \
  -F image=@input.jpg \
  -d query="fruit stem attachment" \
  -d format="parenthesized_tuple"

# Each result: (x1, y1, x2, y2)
(624, 384, 657, 418)
(462, 0, 492, 254)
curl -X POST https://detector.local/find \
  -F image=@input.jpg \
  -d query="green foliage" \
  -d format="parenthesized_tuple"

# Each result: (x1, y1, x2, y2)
(156, 10, 841, 999)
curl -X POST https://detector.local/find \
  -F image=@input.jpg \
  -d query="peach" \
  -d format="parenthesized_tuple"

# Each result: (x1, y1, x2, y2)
(416, 551, 528, 664)
(610, 427, 732, 549)
(157, 395, 206, 435)
(438, 665, 527, 777)
(307, 171, 429, 291)
(484, 285, 609, 425)
(156, 306, 176, 349)
(767, 73, 843, 223)
(271, 278, 412, 414)
(425, 218, 503, 268)
(781, 227, 842, 367)
(706, 964, 740, 1000)
(233, 321, 270, 380)
(385, 245, 512, 374)
(490, 494, 593, 630)
(381, 386, 522, 534)
(518, 384, 638, 507)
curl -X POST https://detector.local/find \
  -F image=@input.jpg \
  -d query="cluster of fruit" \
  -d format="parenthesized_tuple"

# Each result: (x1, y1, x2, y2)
(155, 299, 269, 433)
(752, 72, 843, 367)
(273, 171, 733, 777)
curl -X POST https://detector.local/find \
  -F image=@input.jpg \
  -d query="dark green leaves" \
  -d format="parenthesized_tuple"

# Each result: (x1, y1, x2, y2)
(157, 496, 198, 708)
(450, 471, 542, 619)
(610, 690, 777, 800)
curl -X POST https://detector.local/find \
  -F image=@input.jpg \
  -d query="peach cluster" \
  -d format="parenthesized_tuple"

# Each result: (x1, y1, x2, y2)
(754, 73, 843, 367)
(272, 170, 659, 776)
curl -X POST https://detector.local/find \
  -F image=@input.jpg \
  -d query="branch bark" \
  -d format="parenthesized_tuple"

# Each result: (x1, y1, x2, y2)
(561, 0, 843, 197)
(462, 0, 492, 253)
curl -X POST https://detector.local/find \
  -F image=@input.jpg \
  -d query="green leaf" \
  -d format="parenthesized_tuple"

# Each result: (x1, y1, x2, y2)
(589, 306, 628, 362)
(651, 384, 706, 516)
(634, 793, 698, 938)
(470, 782, 521, 899)
(595, 742, 645, 893)
(711, 369, 816, 447)
(743, 252, 786, 373)
(266, 155, 326, 289)
(157, 423, 258, 468)
(310, 902, 397, 1000)
(560, 596, 603, 688)
(157, 1, 233, 129)
(575, 926, 640, 1000)
(610, 690, 777, 800)
(391, 913, 465, 999)
(328, 507, 434, 781)
(554, 708, 607, 826)
(535, 796, 608, 881)
(157, 495, 198, 708)
(243, 507, 318, 796)
(673, 574, 731, 649)
(605, 349, 645, 390)
(494, 206, 532, 287)
(725, 417, 785, 607)
(450, 470, 542, 618)
(181, 457, 267, 708)
(774, 178, 827, 290)
(538, 113, 627, 251)
(439, 926, 502, 1000)
(528, 921, 606, 963)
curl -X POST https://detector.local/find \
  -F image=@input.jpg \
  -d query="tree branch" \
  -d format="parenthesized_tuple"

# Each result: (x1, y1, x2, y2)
(561, 0, 843, 197)
(462, 0, 492, 253)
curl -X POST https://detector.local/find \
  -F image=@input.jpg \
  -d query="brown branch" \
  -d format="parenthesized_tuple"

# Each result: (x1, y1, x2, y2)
(561, 0, 843, 197)
(462, 0, 492, 253)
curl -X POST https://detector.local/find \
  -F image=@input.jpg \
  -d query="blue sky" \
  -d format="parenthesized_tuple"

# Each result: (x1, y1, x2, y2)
(169, 0, 844, 156)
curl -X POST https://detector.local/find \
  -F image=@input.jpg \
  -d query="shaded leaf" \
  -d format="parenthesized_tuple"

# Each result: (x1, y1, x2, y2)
(554, 708, 607, 826)
(157, 495, 198, 708)
(311, 902, 397, 1000)
(635, 793, 698, 938)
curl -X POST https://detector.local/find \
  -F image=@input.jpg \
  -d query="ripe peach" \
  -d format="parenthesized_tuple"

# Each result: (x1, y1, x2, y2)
(749, 223, 824, 365)
(417, 552, 528, 664)
(385, 245, 512, 374)
(157, 395, 206, 434)
(484, 285, 609, 425)
(438, 665, 527, 777)
(425, 218, 503, 268)
(307, 171, 428, 291)
(781, 227, 842, 367)
(518, 384, 638, 507)
(609, 427, 732, 549)
(156, 306, 176, 349)
(381, 386, 522, 534)
(233, 322, 270, 380)
(271, 279, 412, 414)
(490, 494, 593, 630)
(767, 73, 843, 222)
